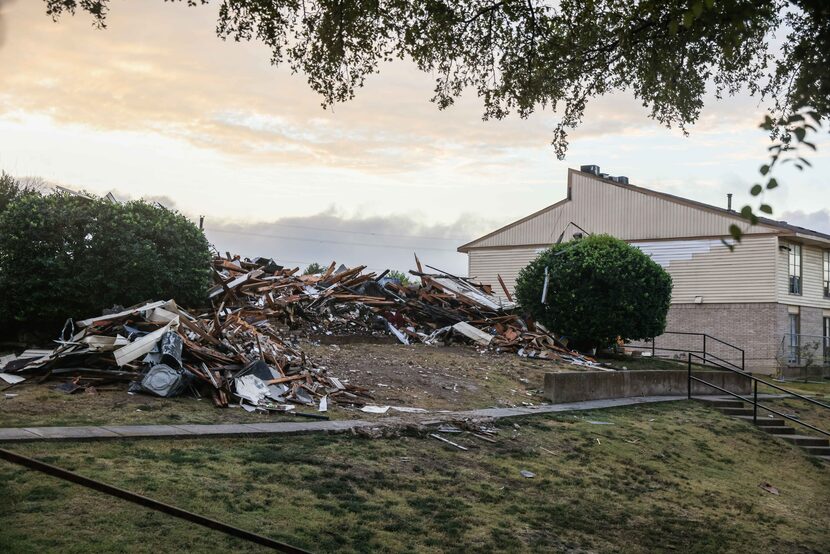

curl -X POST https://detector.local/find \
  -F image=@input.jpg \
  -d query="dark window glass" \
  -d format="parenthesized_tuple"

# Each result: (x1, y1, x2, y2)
(788, 244, 802, 295)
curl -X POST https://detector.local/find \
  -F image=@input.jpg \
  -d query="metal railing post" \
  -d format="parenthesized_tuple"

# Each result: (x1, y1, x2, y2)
(742, 350, 745, 372)
(652, 337, 656, 358)
(703, 334, 707, 364)
(687, 352, 692, 399)
(753, 380, 758, 425)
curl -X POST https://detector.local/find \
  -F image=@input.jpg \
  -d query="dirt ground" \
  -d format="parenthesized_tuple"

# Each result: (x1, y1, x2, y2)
(302, 340, 579, 410)
(0, 341, 596, 427)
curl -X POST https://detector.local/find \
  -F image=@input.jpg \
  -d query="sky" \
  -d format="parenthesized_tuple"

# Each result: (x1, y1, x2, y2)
(0, 0, 828, 275)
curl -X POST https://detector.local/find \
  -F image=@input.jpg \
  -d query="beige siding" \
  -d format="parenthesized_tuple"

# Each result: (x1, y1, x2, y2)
(640, 235, 777, 304)
(469, 235, 777, 304)
(777, 239, 830, 309)
(468, 247, 543, 300)
(464, 171, 776, 249)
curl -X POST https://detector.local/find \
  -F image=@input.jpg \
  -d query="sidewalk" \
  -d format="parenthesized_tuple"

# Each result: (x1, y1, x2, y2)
(0, 395, 686, 443)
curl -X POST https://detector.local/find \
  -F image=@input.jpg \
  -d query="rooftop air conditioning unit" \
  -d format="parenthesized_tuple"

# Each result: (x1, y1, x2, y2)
(612, 176, 629, 185)
(599, 172, 611, 179)
(580, 164, 600, 175)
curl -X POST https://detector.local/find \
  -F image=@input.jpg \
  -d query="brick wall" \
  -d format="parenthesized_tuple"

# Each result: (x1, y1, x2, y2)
(629, 303, 779, 374)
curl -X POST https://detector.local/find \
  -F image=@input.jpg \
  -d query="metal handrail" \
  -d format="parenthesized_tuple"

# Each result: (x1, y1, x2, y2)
(687, 352, 829, 438)
(628, 331, 746, 372)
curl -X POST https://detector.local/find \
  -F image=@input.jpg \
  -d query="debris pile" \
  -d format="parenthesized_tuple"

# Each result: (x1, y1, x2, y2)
(207, 253, 599, 365)
(1, 253, 600, 406)
(0, 299, 369, 412)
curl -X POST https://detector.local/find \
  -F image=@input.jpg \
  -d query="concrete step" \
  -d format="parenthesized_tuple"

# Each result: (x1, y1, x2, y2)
(734, 415, 786, 427)
(718, 407, 754, 416)
(760, 426, 796, 435)
(780, 435, 830, 447)
(693, 397, 745, 409)
(813, 456, 830, 463)
(804, 446, 830, 456)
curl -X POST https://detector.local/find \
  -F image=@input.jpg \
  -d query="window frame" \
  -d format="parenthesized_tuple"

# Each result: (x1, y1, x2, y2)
(788, 243, 803, 295)
(823, 250, 829, 298)
(824, 316, 830, 366)
(787, 313, 800, 365)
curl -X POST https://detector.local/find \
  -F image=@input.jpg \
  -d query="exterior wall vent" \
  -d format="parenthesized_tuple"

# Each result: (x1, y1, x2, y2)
(580, 164, 600, 175)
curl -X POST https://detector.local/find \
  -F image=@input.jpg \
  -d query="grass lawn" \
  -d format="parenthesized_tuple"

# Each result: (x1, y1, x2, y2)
(1, 401, 827, 553)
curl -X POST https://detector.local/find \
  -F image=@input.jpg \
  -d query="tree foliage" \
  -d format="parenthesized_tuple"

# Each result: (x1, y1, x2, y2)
(731, 107, 822, 244)
(385, 269, 411, 285)
(42, 0, 829, 159)
(303, 262, 327, 275)
(0, 171, 36, 213)
(0, 185, 212, 330)
(514, 235, 672, 350)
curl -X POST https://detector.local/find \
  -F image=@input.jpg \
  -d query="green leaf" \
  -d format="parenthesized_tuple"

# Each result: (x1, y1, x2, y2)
(728, 224, 742, 241)
(682, 11, 694, 27)
(760, 164, 769, 175)
(766, 178, 778, 190)
(750, 184, 762, 196)
(740, 206, 753, 219)
(794, 127, 806, 141)
(759, 204, 772, 214)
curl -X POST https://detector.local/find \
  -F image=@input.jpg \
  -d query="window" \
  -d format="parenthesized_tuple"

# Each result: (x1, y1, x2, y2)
(787, 313, 800, 365)
(823, 250, 830, 298)
(788, 243, 802, 295)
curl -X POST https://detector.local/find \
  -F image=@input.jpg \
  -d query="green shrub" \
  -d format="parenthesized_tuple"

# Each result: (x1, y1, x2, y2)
(0, 189, 211, 330)
(514, 234, 672, 350)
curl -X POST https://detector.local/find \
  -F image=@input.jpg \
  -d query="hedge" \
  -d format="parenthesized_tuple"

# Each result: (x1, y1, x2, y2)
(0, 186, 211, 331)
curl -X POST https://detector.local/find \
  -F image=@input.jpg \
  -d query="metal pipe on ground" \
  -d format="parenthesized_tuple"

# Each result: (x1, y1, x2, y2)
(0, 448, 309, 553)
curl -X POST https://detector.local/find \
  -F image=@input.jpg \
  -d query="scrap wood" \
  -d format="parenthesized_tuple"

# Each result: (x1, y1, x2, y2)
(470, 432, 498, 444)
(429, 433, 469, 451)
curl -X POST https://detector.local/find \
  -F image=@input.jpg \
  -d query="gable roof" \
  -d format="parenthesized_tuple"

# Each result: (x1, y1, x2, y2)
(459, 168, 830, 251)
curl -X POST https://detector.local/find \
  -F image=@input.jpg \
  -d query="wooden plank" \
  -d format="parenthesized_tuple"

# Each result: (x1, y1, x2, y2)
(496, 274, 514, 302)
(77, 300, 168, 328)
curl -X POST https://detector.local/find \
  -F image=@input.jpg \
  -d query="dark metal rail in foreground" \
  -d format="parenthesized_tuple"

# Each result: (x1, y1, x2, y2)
(686, 353, 830, 438)
(0, 448, 309, 553)
(628, 331, 745, 372)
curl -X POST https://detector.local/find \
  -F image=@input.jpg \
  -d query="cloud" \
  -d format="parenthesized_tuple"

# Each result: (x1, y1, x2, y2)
(779, 209, 830, 234)
(202, 210, 504, 275)
(0, 1, 561, 174)
(0, 0, 775, 176)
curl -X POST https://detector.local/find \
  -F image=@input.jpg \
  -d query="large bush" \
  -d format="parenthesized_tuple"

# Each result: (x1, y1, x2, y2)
(514, 234, 672, 350)
(0, 188, 212, 330)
